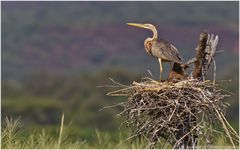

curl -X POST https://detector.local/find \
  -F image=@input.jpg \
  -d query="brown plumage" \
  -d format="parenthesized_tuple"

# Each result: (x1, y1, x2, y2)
(127, 23, 184, 81)
(145, 39, 183, 64)
(168, 63, 187, 81)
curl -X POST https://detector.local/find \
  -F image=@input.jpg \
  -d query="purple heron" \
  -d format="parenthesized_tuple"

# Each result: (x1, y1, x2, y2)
(127, 23, 184, 81)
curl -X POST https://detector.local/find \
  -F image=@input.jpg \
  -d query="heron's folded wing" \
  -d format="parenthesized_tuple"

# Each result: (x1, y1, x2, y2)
(152, 39, 183, 64)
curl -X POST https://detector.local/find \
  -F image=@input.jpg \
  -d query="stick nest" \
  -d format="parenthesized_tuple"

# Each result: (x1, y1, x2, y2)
(106, 78, 239, 148)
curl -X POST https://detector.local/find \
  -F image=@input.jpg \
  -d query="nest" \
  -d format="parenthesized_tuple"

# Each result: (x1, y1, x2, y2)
(105, 78, 239, 149)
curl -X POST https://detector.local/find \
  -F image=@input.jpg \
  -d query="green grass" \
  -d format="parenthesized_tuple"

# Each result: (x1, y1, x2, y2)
(1, 115, 238, 149)
(0, 115, 148, 149)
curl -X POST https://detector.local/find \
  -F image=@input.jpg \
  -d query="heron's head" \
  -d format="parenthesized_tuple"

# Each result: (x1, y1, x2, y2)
(127, 23, 158, 39)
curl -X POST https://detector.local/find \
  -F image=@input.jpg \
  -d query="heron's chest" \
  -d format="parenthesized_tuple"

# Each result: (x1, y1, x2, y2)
(145, 42, 170, 62)
(145, 42, 153, 56)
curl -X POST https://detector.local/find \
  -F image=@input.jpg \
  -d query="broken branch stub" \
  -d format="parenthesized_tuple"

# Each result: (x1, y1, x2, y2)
(202, 34, 219, 79)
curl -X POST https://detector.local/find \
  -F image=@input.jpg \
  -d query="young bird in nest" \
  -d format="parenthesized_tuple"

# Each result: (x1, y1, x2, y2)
(168, 63, 188, 82)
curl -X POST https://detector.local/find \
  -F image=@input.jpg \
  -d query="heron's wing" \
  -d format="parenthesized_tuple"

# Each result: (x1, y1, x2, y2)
(153, 39, 183, 63)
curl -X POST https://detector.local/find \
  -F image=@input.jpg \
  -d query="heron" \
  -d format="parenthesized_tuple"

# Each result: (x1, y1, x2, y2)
(127, 23, 184, 81)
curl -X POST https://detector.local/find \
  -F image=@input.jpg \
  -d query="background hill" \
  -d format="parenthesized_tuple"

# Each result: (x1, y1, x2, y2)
(2, 1, 239, 143)
(2, 1, 239, 78)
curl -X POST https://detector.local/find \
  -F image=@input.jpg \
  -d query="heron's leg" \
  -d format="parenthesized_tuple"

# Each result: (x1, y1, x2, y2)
(158, 58, 163, 81)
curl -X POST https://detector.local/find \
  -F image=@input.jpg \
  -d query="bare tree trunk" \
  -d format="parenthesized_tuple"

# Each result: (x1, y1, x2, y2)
(193, 31, 208, 79)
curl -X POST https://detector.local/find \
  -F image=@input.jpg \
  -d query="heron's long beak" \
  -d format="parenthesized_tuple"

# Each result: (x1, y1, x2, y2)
(126, 23, 148, 29)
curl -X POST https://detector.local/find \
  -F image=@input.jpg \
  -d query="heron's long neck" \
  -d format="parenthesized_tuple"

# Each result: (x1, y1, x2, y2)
(151, 27, 158, 40)
(144, 27, 158, 56)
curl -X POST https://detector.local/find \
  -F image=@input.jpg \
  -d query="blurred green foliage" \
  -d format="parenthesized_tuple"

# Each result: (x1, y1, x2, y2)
(2, 67, 146, 140)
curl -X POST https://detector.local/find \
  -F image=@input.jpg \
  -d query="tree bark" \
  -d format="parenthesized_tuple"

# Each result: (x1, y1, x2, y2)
(193, 31, 208, 79)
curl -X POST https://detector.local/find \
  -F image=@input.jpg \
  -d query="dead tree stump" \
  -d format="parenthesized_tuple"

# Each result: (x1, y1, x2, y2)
(193, 31, 208, 79)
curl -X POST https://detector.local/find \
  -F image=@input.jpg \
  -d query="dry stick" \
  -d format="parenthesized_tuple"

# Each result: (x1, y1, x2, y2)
(198, 124, 222, 134)
(142, 77, 159, 82)
(116, 109, 129, 117)
(162, 135, 172, 148)
(109, 78, 129, 87)
(99, 102, 125, 111)
(214, 107, 236, 149)
(57, 113, 64, 148)
(147, 69, 156, 80)
(131, 104, 172, 111)
(115, 133, 139, 148)
(220, 112, 239, 139)
(186, 57, 197, 66)
(173, 122, 202, 148)
(107, 86, 135, 96)
(97, 85, 126, 88)
(168, 105, 177, 121)
(212, 57, 216, 84)
(208, 92, 238, 140)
